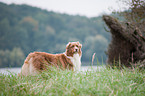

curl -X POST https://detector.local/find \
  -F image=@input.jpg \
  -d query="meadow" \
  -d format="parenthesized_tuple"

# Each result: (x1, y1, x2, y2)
(0, 66, 145, 96)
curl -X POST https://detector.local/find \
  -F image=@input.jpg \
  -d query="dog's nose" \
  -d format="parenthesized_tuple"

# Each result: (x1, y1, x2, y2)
(75, 49, 78, 52)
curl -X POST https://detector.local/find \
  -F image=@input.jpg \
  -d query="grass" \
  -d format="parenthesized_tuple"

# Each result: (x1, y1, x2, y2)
(0, 66, 145, 96)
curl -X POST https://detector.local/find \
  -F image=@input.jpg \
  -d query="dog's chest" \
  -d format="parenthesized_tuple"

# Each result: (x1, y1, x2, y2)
(69, 53, 81, 71)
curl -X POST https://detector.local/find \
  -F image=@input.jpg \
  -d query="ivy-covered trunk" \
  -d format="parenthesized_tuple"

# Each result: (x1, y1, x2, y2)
(103, 15, 145, 69)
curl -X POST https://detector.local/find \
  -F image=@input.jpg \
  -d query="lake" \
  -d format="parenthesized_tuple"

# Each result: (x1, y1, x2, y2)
(0, 66, 104, 75)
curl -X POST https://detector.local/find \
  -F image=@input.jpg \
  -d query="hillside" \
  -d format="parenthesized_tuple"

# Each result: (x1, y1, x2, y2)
(0, 2, 110, 67)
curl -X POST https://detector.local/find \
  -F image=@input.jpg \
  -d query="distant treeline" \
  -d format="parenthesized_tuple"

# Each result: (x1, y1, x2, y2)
(0, 2, 110, 67)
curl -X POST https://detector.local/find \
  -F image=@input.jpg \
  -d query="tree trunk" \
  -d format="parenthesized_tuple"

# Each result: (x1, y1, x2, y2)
(102, 15, 145, 68)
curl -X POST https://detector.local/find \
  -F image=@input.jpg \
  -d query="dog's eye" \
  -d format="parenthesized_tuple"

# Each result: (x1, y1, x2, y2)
(76, 45, 78, 47)
(72, 45, 74, 47)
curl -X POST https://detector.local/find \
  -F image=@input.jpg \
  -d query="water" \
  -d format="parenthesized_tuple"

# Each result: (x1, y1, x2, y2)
(0, 68, 21, 75)
(0, 66, 104, 75)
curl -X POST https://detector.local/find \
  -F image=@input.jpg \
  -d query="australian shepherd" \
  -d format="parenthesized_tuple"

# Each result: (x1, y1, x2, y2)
(18, 41, 82, 76)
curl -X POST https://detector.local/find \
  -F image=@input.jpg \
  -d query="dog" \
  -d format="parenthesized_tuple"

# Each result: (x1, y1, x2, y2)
(18, 41, 82, 76)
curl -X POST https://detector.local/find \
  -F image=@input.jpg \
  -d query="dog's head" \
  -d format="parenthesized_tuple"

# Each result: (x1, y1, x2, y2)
(66, 41, 82, 57)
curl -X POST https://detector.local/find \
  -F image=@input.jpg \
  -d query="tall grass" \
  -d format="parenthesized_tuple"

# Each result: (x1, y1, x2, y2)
(0, 67, 145, 96)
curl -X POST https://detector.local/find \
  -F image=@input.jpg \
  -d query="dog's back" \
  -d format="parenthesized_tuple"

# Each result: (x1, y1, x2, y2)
(19, 52, 73, 76)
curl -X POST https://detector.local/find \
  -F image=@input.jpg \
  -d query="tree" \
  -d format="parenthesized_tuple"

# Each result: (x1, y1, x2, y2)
(9, 47, 25, 67)
(83, 35, 108, 64)
(0, 48, 25, 67)
(0, 2, 110, 67)
(103, 0, 145, 68)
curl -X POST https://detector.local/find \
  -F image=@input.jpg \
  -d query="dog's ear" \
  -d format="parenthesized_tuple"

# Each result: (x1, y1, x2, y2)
(66, 42, 71, 49)
(77, 41, 80, 44)
(77, 41, 82, 48)
(79, 43, 82, 48)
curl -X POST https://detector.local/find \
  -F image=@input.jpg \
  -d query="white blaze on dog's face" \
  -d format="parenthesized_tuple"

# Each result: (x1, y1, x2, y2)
(66, 42, 82, 57)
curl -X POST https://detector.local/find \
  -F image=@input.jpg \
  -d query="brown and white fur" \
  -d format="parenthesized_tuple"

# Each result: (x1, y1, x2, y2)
(18, 42, 82, 76)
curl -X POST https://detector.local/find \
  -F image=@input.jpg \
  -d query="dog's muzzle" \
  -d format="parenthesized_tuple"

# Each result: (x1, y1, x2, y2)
(74, 47, 79, 52)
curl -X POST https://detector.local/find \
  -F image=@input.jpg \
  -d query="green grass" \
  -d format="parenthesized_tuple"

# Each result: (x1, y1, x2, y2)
(0, 67, 145, 96)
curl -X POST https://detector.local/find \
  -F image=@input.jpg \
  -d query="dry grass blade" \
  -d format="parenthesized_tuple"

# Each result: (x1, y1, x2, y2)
(92, 53, 96, 66)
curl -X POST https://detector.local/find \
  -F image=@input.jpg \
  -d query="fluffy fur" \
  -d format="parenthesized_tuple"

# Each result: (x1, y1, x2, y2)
(18, 42, 82, 76)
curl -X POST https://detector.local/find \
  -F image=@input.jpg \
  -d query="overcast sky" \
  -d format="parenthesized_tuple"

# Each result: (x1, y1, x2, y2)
(0, 0, 128, 17)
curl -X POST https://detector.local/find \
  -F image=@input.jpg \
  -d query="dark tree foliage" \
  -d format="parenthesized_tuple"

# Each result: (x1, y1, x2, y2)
(123, 0, 145, 35)
(102, 0, 145, 69)
(103, 0, 145, 69)
(115, 0, 145, 35)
